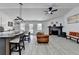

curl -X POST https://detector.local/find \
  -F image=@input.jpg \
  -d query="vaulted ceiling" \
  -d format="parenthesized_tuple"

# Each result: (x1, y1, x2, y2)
(0, 3, 79, 21)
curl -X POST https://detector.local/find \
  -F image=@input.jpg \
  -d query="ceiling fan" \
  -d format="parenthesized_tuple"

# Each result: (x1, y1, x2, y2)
(44, 7, 58, 14)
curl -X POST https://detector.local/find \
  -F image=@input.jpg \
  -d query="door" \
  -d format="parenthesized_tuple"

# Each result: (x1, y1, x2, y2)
(29, 24, 33, 34)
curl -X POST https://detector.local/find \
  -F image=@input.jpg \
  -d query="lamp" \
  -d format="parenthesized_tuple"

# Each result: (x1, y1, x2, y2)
(14, 3, 24, 23)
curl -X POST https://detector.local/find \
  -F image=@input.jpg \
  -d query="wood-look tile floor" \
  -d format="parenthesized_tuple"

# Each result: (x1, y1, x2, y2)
(12, 35, 79, 55)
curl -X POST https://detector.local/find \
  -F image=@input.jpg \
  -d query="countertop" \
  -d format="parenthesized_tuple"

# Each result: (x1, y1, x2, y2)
(0, 31, 24, 38)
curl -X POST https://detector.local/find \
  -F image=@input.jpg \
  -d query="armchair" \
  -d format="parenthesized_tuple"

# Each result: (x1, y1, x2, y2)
(37, 32, 49, 43)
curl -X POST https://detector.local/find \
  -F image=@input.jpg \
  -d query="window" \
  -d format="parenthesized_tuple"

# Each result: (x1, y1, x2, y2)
(29, 24, 33, 33)
(37, 23, 42, 31)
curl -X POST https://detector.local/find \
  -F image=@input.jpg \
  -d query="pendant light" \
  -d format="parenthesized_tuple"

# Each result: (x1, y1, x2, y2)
(14, 3, 23, 22)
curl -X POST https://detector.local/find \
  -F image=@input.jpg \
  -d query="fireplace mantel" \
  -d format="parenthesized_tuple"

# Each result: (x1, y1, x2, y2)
(48, 26, 63, 36)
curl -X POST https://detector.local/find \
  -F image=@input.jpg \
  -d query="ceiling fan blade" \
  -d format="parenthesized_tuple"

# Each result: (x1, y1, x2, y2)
(44, 11, 48, 12)
(49, 7, 52, 11)
(45, 13, 48, 14)
(52, 9, 58, 12)
(50, 12, 53, 14)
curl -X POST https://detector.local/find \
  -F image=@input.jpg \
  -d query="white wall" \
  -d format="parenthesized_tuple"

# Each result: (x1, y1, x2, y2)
(0, 11, 13, 31)
(64, 7, 79, 34)
(43, 17, 65, 34)
(47, 17, 64, 26)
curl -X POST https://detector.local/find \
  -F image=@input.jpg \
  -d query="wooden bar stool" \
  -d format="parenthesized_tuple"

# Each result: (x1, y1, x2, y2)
(9, 35, 25, 55)
(9, 37, 21, 55)
(20, 35, 25, 50)
(25, 32, 30, 43)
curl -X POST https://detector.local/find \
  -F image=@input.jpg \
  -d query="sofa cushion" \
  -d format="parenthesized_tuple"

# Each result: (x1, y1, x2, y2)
(36, 32, 44, 35)
(36, 32, 49, 43)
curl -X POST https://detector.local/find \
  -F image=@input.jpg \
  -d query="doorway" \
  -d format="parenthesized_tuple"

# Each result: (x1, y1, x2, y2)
(29, 24, 33, 34)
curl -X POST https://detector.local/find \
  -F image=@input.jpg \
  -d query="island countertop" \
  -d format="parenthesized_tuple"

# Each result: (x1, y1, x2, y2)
(0, 30, 25, 55)
(0, 31, 24, 38)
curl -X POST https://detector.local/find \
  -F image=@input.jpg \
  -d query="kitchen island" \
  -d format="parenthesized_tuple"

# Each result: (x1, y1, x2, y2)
(0, 31, 24, 55)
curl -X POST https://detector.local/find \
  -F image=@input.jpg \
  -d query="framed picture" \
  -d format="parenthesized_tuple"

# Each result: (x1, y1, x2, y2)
(8, 22, 13, 26)
(67, 14, 79, 24)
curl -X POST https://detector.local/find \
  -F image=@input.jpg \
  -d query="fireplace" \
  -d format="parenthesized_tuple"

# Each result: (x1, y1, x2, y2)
(48, 26, 63, 36)
(52, 30, 58, 35)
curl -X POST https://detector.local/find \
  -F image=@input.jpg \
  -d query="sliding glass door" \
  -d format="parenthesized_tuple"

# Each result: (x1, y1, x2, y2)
(37, 23, 42, 32)
(28, 23, 42, 35)
(29, 24, 33, 34)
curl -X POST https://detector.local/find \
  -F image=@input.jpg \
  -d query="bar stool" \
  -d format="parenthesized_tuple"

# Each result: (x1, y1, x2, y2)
(9, 37, 21, 55)
(9, 35, 25, 55)
(20, 34, 25, 50)
(25, 32, 30, 43)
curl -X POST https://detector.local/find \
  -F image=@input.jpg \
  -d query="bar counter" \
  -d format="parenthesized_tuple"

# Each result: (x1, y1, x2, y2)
(0, 31, 24, 55)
